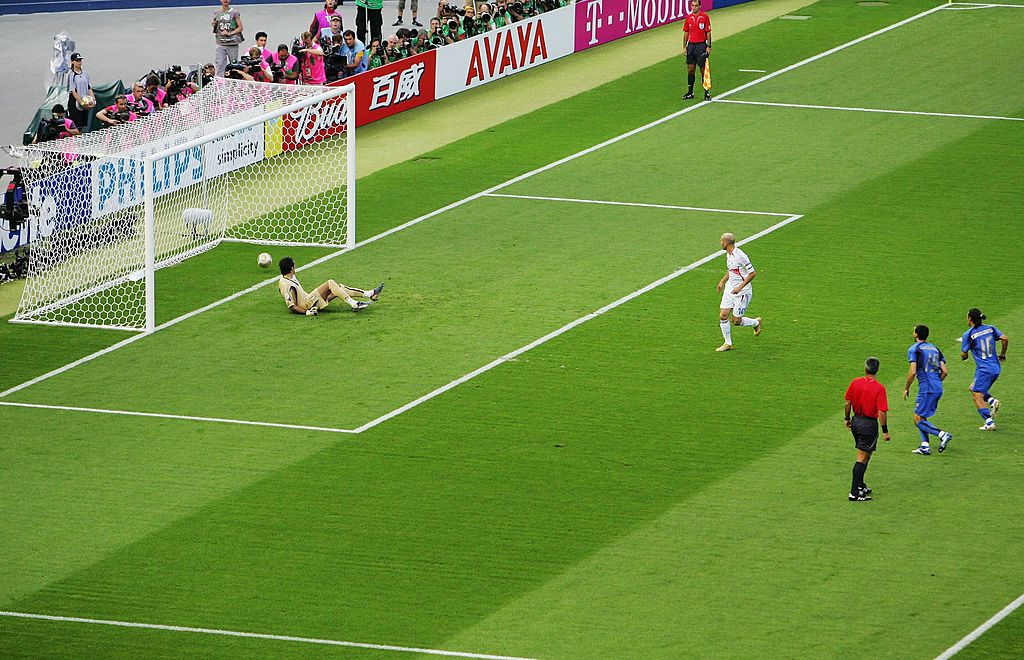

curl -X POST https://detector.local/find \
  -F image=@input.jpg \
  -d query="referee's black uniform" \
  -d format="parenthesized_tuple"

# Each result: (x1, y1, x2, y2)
(844, 371, 890, 500)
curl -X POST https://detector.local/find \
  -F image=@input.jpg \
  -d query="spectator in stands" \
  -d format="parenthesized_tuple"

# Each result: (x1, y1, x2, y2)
(268, 43, 300, 83)
(393, 0, 422, 28)
(311, 0, 340, 38)
(126, 82, 156, 116)
(67, 52, 94, 132)
(32, 104, 81, 144)
(212, 0, 245, 76)
(298, 31, 327, 85)
(321, 14, 345, 44)
(338, 30, 369, 77)
(255, 31, 273, 61)
(96, 95, 139, 128)
(356, 0, 384, 46)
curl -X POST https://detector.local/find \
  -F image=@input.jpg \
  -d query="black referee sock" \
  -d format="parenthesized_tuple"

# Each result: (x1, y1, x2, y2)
(852, 461, 867, 495)
(687, 73, 695, 92)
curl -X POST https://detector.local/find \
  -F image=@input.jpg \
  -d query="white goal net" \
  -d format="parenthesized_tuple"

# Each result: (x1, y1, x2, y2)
(9, 77, 355, 332)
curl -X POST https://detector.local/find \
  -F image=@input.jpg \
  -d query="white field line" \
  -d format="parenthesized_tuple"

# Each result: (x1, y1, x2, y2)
(0, 3, 946, 402)
(717, 99, 1024, 122)
(738, 69, 767, 73)
(0, 611, 536, 660)
(484, 193, 795, 217)
(353, 214, 803, 434)
(934, 593, 1024, 660)
(945, 2, 1024, 7)
(0, 401, 357, 434)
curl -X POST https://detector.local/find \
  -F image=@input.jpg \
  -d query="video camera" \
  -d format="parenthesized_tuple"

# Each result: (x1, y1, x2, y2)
(35, 117, 65, 143)
(0, 168, 29, 234)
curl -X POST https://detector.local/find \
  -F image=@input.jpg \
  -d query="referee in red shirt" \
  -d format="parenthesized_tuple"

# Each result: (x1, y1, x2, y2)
(682, 0, 711, 101)
(843, 357, 891, 501)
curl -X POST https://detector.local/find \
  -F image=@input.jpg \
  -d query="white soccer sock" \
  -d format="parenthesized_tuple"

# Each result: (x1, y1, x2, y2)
(344, 296, 358, 308)
(738, 317, 758, 327)
(720, 319, 732, 344)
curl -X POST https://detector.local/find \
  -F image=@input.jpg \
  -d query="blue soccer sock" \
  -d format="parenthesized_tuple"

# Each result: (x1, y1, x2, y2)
(916, 420, 941, 437)
(978, 407, 992, 421)
(918, 427, 929, 445)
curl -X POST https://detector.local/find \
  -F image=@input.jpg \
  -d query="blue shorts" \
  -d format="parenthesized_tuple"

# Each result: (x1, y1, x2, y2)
(915, 390, 942, 418)
(971, 370, 1000, 394)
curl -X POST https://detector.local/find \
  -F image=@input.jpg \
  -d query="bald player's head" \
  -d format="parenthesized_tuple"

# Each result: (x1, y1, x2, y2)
(720, 232, 735, 248)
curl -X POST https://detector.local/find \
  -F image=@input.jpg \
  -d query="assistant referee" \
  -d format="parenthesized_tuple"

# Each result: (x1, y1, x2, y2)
(682, 0, 712, 101)
(843, 357, 891, 502)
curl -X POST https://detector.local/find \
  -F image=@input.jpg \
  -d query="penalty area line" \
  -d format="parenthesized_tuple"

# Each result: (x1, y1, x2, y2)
(935, 592, 1024, 660)
(353, 214, 803, 434)
(0, 611, 536, 660)
(716, 99, 1024, 122)
(0, 401, 358, 435)
(483, 193, 796, 217)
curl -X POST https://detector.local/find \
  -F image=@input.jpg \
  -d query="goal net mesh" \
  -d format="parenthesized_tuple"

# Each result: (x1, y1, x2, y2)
(10, 78, 352, 331)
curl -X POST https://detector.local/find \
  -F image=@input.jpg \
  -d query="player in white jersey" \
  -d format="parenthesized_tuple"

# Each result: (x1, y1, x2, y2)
(277, 256, 383, 315)
(714, 232, 762, 352)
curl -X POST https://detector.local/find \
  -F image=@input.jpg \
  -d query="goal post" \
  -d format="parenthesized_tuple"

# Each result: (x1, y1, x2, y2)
(10, 78, 356, 333)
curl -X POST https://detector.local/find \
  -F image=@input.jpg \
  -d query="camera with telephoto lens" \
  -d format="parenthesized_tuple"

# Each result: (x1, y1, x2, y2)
(112, 109, 132, 123)
(127, 100, 151, 117)
(479, 11, 491, 23)
(291, 37, 303, 57)
(35, 117, 65, 143)
(442, 3, 465, 15)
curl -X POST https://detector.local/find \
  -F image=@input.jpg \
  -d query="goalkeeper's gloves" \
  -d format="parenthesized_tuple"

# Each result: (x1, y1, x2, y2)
(305, 308, 318, 316)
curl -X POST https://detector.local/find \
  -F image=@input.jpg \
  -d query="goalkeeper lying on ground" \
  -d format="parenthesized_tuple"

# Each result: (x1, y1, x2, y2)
(277, 256, 383, 316)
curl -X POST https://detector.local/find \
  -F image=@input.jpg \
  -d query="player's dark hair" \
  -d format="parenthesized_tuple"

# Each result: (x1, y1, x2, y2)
(864, 357, 880, 375)
(279, 256, 295, 275)
(968, 308, 986, 327)
(915, 324, 930, 341)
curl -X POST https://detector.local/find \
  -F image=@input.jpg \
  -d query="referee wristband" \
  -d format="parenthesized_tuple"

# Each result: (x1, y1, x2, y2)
(881, 425, 889, 433)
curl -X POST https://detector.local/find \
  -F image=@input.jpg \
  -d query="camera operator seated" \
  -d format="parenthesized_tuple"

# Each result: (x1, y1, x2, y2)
(337, 30, 369, 77)
(298, 31, 327, 85)
(267, 43, 300, 84)
(491, 0, 515, 27)
(32, 104, 81, 144)
(96, 95, 139, 128)
(126, 82, 156, 116)
(226, 48, 273, 81)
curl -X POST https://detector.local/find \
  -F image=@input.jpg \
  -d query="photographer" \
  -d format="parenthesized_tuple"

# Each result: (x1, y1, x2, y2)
(491, 0, 514, 27)
(162, 67, 197, 106)
(32, 104, 80, 144)
(298, 31, 327, 85)
(267, 43, 300, 84)
(226, 48, 272, 81)
(143, 74, 166, 111)
(508, 0, 528, 21)
(366, 38, 385, 69)
(96, 95, 138, 128)
(475, 4, 496, 32)
(320, 14, 345, 46)
(126, 82, 156, 116)
(394, 28, 416, 56)
(426, 17, 453, 47)
(338, 30, 369, 77)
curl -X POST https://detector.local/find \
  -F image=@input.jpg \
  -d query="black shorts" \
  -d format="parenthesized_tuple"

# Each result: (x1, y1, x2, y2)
(850, 415, 879, 453)
(686, 42, 708, 66)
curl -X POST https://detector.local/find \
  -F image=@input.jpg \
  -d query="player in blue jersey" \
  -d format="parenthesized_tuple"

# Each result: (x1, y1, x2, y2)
(961, 308, 1009, 431)
(903, 324, 952, 455)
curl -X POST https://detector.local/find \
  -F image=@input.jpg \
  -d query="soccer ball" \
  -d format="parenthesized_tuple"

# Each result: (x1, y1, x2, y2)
(81, 95, 96, 108)
(258, 252, 272, 268)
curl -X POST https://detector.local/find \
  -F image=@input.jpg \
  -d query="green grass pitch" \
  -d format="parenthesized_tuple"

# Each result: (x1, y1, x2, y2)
(1, 0, 1023, 657)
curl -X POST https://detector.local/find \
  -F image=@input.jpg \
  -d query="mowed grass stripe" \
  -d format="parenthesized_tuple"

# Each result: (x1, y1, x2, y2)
(735, 4, 1024, 117)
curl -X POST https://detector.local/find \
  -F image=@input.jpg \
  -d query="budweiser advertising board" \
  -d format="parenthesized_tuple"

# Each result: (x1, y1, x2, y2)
(434, 6, 575, 99)
(327, 50, 437, 128)
(574, 0, 708, 51)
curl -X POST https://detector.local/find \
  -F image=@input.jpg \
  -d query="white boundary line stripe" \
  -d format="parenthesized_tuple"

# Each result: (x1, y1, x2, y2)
(352, 214, 803, 434)
(934, 593, 1024, 659)
(946, 2, 1024, 7)
(0, 401, 357, 434)
(717, 99, 1024, 122)
(483, 193, 795, 217)
(0, 2, 945, 402)
(0, 611, 536, 660)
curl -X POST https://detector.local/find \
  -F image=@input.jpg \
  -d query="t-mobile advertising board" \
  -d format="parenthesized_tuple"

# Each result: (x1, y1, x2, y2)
(434, 8, 576, 99)
(574, 0, 712, 52)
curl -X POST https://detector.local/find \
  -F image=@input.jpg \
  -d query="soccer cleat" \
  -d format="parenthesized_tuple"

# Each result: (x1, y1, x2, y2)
(979, 421, 996, 431)
(715, 343, 733, 352)
(305, 307, 318, 317)
(704, 92, 712, 101)
(859, 484, 872, 495)
(682, 92, 695, 100)
(938, 431, 953, 452)
(989, 398, 1001, 417)
(849, 492, 872, 501)
(370, 282, 385, 301)
(912, 446, 931, 455)
(753, 317, 763, 337)
(353, 300, 372, 312)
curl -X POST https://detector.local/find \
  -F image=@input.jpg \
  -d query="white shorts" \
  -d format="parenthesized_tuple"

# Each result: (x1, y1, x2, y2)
(720, 290, 752, 316)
